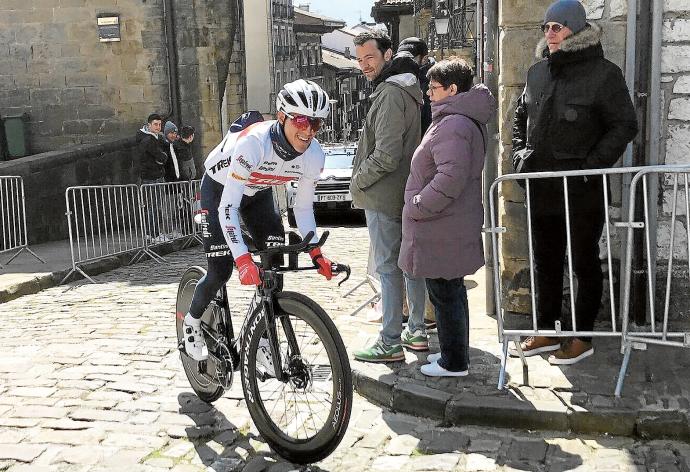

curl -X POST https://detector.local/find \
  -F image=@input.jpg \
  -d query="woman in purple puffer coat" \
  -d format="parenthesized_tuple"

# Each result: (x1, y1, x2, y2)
(398, 58, 496, 377)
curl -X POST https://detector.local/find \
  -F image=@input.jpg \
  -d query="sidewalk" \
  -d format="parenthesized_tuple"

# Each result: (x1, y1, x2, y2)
(348, 267, 690, 441)
(0, 237, 193, 303)
(2, 232, 689, 443)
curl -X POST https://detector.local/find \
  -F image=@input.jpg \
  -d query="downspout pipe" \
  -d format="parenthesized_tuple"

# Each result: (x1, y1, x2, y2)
(482, 0, 498, 317)
(163, 0, 181, 125)
(631, 0, 651, 325)
(646, 0, 664, 316)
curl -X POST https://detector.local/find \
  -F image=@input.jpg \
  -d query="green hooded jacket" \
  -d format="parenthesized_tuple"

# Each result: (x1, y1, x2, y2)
(350, 73, 423, 217)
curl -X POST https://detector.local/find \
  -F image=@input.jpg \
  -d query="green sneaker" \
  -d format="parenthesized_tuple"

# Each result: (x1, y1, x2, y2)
(353, 339, 404, 363)
(401, 328, 429, 351)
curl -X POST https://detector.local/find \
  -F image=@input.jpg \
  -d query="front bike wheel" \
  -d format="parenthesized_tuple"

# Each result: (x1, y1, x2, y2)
(176, 266, 225, 403)
(240, 291, 352, 464)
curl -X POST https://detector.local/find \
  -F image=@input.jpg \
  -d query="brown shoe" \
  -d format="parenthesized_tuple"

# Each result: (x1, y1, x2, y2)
(548, 338, 594, 365)
(508, 336, 560, 357)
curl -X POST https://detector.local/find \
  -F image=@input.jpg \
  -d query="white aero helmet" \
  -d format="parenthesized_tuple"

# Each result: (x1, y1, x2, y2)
(276, 79, 330, 119)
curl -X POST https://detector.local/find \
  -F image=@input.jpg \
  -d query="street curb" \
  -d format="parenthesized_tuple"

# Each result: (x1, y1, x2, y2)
(0, 239, 199, 305)
(352, 368, 690, 441)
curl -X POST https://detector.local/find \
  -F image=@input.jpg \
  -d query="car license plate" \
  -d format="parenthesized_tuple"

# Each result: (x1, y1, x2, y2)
(316, 193, 348, 202)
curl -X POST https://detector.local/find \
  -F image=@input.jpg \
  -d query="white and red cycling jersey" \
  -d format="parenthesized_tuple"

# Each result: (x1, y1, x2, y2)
(203, 120, 324, 258)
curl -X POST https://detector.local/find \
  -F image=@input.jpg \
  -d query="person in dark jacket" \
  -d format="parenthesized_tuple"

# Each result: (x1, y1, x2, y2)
(398, 37, 433, 134)
(509, 0, 638, 365)
(399, 58, 496, 377)
(175, 125, 198, 181)
(136, 113, 168, 239)
(162, 120, 181, 182)
(137, 113, 167, 183)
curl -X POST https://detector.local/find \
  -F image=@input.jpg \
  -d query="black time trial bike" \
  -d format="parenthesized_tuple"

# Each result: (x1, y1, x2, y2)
(175, 231, 353, 464)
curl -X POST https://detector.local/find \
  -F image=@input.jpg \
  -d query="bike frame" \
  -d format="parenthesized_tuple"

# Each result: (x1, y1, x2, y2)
(203, 231, 349, 385)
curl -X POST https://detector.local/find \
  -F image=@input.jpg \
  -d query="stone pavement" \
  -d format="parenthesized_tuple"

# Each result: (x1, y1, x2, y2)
(0, 222, 689, 470)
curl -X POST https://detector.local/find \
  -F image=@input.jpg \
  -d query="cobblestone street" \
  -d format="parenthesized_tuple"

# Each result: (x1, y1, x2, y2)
(0, 223, 689, 471)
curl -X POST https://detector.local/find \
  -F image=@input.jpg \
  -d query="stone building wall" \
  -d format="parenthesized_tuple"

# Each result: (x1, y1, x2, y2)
(0, 0, 245, 164)
(658, 0, 690, 318)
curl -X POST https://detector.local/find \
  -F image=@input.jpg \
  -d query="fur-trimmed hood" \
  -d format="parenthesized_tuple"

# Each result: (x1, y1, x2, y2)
(535, 23, 602, 59)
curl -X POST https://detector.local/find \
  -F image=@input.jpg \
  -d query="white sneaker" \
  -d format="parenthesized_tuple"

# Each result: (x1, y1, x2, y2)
(255, 337, 276, 377)
(427, 352, 441, 363)
(183, 314, 208, 361)
(420, 360, 468, 377)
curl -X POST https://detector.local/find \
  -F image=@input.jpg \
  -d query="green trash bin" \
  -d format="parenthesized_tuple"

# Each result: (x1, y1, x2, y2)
(2, 113, 30, 159)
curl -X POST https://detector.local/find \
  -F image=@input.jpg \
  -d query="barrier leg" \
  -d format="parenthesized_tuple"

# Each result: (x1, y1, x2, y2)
(59, 266, 96, 285)
(498, 337, 509, 390)
(4, 247, 46, 265)
(615, 342, 633, 397)
(343, 277, 370, 298)
(349, 292, 381, 317)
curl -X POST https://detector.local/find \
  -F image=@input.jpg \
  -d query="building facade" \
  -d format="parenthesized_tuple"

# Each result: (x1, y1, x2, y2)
(294, 8, 345, 84)
(0, 0, 245, 161)
(244, 0, 298, 115)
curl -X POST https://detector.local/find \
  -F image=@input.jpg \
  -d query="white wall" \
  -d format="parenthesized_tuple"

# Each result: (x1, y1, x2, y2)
(244, 0, 273, 114)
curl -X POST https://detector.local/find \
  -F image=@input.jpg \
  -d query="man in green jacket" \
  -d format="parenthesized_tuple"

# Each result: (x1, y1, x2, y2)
(351, 30, 427, 363)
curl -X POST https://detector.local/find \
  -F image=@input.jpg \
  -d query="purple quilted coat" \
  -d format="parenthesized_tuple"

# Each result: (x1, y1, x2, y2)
(398, 84, 496, 279)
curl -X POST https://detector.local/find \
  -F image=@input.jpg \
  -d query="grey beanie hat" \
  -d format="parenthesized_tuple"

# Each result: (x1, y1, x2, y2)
(544, 0, 587, 34)
(163, 121, 178, 136)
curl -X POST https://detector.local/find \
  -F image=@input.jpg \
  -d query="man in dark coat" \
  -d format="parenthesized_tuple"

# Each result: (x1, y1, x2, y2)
(136, 113, 169, 239)
(136, 113, 167, 184)
(510, 0, 638, 365)
(398, 37, 433, 134)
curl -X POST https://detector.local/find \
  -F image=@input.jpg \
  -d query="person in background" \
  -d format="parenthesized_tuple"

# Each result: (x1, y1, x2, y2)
(399, 57, 496, 377)
(136, 113, 168, 240)
(509, 0, 638, 364)
(162, 121, 181, 183)
(176, 125, 197, 181)
(350, 30, 428, 363)
(398, 37, 433, 134)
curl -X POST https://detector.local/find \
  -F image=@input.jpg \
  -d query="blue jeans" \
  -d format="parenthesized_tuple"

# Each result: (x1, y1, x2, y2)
(365, 209, 426, 346)
(426, 277, 469, 372)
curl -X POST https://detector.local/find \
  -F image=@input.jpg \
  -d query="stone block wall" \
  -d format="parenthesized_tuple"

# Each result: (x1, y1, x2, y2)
(0, 0, 245, 164)
(658, 1, 690, 320)
(0, 138, 139, 244)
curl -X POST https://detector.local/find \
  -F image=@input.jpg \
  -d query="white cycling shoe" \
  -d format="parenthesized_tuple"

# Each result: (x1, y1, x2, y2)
(183, 313, 208, 361)
(256, 337, 276, 378)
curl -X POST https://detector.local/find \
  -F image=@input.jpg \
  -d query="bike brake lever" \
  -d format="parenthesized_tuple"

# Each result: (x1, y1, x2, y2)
(332, 263, 351, 287)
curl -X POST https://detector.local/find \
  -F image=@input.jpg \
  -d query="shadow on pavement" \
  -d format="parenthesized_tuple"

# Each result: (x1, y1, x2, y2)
(375, 408, 583, 471)
(178, 392, 330, 471)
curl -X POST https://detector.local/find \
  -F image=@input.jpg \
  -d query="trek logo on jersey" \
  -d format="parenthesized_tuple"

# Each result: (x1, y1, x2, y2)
(209, 157, 231, 174)
(247, 172, 296, 186)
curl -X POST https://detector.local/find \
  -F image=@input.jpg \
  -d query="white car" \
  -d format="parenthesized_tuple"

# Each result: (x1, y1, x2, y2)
(285, 143, 360, 226)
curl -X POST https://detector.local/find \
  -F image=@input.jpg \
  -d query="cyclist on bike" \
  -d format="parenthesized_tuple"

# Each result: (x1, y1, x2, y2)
(183, 79, 336, 361)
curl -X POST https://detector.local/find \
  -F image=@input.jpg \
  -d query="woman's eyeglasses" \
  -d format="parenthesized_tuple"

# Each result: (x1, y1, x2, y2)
(285, 113, 324, 132)
(541, 23, 564, 33)
(428, 84, 447, 93)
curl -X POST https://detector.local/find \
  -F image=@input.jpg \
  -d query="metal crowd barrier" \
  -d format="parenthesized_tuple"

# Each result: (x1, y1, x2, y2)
(0, 176, 45, 267)
(487, 166, 647, 392)
(61, 185, 153, 284)
(615, 165, 690, 396)
(138, 181, 198, 258)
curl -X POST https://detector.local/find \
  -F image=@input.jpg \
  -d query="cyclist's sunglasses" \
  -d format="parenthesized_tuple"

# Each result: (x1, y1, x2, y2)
(285, 113, 324, 132)
(541, 23, 564, 33)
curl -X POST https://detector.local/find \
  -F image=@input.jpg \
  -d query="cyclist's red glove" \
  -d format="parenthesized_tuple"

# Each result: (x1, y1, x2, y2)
(309, 248, 333, 280)
(236, 253, 261, 286)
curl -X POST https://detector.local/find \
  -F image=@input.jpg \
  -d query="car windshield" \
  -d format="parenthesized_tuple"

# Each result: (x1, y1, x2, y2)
(323, 152, 354, 170)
